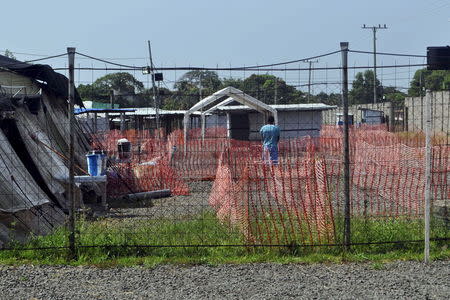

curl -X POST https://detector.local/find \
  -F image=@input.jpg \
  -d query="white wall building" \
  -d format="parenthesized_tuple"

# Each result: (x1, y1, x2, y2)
(209, 103, 335, 140)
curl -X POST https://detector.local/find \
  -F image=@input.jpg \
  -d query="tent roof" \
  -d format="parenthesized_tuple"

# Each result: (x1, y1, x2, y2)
(0, 54, 83, 106)
(184, 86, 277, 119)
(202, 97, 234, 115)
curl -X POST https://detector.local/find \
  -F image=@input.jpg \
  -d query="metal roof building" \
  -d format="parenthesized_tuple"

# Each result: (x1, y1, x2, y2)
(209, 102, 336, 140)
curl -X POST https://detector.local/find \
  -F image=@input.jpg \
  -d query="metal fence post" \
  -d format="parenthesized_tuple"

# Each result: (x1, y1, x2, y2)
(67, 47, 77, 260)
(424, 90, 432, 263)
(340, 42, 351, 251)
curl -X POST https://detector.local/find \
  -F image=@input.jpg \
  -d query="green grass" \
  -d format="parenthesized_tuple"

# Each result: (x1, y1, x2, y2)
(0, 213, 448, 267)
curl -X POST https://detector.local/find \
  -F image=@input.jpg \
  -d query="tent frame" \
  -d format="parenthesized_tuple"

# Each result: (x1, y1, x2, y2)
(183, 86, 278, 143)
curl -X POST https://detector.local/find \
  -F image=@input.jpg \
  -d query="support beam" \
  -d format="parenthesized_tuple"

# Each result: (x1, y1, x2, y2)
(120, 112, 125, 132)
(341, 41, 351, 251)
(67, 46, 76, 260)
(93, 113, 98, 133)
(201, 114, 206, 141)
(226, 113, 231, 138)
(105, 112, 109, 131)
(424, 90, 432, 263)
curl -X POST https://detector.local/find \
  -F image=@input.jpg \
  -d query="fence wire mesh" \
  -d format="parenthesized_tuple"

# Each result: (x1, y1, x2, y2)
(0, 48, 448, 257)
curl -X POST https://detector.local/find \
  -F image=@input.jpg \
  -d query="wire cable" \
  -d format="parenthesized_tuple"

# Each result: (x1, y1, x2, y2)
(234, 50, 342, 69)
(74, 50, 342, 71)
(75, 52, 143, 69)
(349, 49, 426, 58)
(53, 63, 427, 72)
(24, 53, 68, 63)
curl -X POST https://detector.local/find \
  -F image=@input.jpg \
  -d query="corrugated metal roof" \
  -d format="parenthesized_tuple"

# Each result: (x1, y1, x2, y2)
(108, 107, 203, 116)
(100, 103, 335, 117)
(216, 103, 336, 112)
(74, 108, 136, 115)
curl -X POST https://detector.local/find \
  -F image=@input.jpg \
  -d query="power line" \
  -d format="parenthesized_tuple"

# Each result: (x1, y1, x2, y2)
(75, 52, 141, 69)
(73, 50, 341, 71)
(349, 49, 425, 58)
(24, 53, 68, 63)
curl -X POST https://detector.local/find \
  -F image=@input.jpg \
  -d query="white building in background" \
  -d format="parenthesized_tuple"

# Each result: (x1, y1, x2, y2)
(183, 86, 335, 141)
(209, 103, 336, 140)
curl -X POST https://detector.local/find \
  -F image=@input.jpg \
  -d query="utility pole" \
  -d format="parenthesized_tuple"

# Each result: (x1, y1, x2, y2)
(147, 41, 159, 133)
(362, 24, 388, 104)
(302, 59, 318, 102)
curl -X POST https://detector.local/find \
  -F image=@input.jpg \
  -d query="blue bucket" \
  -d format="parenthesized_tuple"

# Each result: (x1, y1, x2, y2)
(86, 151, 106, 176)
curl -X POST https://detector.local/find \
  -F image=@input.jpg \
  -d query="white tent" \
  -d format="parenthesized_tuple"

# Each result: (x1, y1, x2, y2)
(183, 86, 278, 142)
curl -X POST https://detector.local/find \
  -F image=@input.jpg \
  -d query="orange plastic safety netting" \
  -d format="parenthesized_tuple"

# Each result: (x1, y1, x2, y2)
(209, 140, 335, 246)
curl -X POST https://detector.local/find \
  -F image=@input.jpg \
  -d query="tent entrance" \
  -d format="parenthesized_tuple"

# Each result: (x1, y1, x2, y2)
(230, 113, 249, 140)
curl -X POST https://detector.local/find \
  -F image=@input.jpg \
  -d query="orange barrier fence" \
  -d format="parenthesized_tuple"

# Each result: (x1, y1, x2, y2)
(88, 126, 448, 223)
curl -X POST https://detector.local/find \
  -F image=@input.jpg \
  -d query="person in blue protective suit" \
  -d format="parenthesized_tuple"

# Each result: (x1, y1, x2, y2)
(259, 115, 280, 164)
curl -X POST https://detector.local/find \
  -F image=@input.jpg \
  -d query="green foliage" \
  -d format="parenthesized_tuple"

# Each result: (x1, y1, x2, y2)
(408, 68, 450, 97)
(349, 70, 383, 105)
(348, 70, 406, 106)
(162, 72, 306, 110)
(94, 72, 144, 94)
(77, 72, 146, 107)
(312, 92, 341, 106)
(221, 77, 244, 89)
(382, 86, 407, 108)
(160, 70, 222, 110)
(175, 70, 222, 91)
(236, 74, 304, 104)
(75, 67, 448, 110)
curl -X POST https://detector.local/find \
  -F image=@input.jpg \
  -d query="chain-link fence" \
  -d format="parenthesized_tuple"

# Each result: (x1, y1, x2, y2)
(0, 47, 448, 260)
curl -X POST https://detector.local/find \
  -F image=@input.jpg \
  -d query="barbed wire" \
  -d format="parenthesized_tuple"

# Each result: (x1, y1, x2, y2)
(54, 63, 427, 72)
(72, 50, 343, 71)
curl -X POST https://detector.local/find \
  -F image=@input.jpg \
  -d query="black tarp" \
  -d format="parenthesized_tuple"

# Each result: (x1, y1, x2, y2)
(0, 95, 14, 111)
(0, 54, 83, 106)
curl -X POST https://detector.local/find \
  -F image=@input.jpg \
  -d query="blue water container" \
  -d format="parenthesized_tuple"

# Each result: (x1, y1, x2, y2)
(86, 151, 106, 176)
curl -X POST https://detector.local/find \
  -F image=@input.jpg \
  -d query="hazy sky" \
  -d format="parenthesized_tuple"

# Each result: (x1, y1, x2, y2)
(1, 0, 449, 92)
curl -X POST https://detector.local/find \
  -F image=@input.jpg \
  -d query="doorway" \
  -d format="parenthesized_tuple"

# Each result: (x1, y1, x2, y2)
(230, 113, 249, 140)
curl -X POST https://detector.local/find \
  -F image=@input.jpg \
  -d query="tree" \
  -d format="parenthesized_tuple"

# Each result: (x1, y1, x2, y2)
(165, 70, 223, 109)
(408, 68, 450, 97)
(3, 49, 16, 60)
(313, 92, 341, 106)
(408, 69, 431, 97)
(349, 70, 382, 104)
(382, 86, 406, 108)
(175, 70, 222, 92)
(77, 72, 145, 107)
(237, 74, 303, 104)
(221, 77, 243, 90)
(94, 72, 144, 95)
